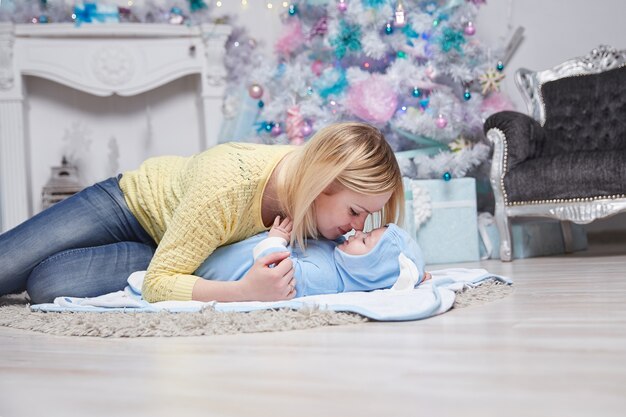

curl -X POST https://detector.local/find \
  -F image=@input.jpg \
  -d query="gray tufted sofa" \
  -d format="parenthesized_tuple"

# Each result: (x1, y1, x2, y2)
(484, 45, 626, 261)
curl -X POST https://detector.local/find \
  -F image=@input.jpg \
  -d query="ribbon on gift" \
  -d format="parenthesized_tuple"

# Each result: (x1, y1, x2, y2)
(477, 212, 495, 260)
(407, 179, 478, 233)
(74, 3, 119, 26)
(409, 181, 432, 231)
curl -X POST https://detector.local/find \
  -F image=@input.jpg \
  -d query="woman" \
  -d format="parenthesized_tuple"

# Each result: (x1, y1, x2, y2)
(0, 122, 404, 303)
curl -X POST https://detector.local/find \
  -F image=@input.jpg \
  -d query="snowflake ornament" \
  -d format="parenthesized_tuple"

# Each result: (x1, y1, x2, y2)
(448, 136, 472, 152)
(478, 68, 505, 95)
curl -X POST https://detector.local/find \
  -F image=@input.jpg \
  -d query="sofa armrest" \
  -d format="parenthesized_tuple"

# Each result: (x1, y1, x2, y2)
(484, 111, 547, 171)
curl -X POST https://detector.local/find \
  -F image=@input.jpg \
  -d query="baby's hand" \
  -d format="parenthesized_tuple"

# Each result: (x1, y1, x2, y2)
(268, 216, 293, 241)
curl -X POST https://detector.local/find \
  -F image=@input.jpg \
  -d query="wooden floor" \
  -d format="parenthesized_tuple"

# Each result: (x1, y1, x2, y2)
(1, 238, 625, 417)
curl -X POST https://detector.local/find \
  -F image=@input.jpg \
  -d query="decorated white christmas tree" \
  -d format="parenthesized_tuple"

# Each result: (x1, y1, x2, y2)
(234, 0, 516, 179)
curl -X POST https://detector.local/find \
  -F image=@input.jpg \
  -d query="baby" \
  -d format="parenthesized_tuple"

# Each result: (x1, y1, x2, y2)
(194, 216, 428, 298)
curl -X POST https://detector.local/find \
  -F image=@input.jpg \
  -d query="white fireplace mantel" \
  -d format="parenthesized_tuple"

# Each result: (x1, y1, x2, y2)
(0, 22, 231, 231)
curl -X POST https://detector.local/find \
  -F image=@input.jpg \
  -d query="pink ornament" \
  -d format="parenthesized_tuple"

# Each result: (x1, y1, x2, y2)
(346, 75, 398, 124)
(436, 114, 448, 129)
(311, 60, 325, 76)
(338, 0, 348, 13)
(425, 65, 437, 80)
(464, 22, 476, 36)
(286, 106, 305, 145)
(275, 19, 305, 57)
(301, 122, 313, 137)
(248, 84, 264, 99)
(271, 124, 283, 137)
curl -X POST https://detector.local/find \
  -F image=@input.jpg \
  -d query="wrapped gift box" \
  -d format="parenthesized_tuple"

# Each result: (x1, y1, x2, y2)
(74, 2, 120, 26)
(478, 214, 588, 259)
(402, 178, 479, 264)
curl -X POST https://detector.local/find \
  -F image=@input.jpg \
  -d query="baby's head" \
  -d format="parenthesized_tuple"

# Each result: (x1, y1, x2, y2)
(334, 224, 426, 289)
(337, 228, 387, 256)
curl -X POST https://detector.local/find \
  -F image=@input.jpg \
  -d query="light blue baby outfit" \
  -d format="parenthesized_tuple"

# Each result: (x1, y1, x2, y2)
(194, 224, 426, 297)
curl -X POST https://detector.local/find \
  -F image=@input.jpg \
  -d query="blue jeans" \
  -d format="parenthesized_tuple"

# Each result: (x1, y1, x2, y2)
(0, 176, 156, 303)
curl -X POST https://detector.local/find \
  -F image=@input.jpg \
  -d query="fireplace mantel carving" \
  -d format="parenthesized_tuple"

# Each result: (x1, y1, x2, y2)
(0, 22, 231, 231)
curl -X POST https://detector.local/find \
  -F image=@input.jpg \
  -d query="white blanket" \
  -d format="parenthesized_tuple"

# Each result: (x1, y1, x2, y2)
(30, 269, 512, 321)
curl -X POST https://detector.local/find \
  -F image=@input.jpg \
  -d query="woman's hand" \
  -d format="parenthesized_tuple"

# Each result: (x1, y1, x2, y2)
(268, 216, 293, 241)
(239, 251, 296, 301)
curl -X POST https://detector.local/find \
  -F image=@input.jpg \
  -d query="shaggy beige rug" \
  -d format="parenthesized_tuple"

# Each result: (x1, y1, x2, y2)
(0, 281, 512, 338)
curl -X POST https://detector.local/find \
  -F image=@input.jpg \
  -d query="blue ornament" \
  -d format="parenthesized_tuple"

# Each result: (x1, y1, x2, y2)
(412, 87, 422, 98)
(188, 0, 208, 12)
(463, 89, 471, 101)
(38, 15, 49, 23)
(385, 22, 394, 35)
(419, 98, 430, 109)
(421, 1, 438, 15)
(258, 100, 265, 108)
(443, 172, 452, 181)
(497, 61, 505, 71)
(255, 121, 269, 133)
(288, 5, 297, 15)
(306, 86, 314, 95)
(265, 122, 273, 132)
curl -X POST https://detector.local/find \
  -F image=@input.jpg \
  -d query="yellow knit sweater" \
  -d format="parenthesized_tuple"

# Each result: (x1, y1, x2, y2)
(119, 142, 294, 302)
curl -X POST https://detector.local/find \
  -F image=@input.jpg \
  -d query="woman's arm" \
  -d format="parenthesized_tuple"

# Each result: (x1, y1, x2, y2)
(191, 251, 295, 302)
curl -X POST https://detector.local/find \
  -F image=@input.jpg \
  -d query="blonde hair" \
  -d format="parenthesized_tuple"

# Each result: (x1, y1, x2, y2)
(276, 121, 404, 249)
